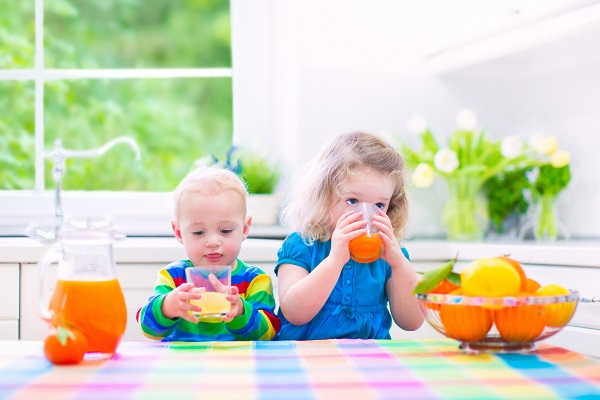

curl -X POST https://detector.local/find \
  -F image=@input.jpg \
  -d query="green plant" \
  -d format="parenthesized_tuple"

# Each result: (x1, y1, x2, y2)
(530, 163, 571, 240)
(532, 164, 571, 198)
(483, 167, 532, 233)
(237, 152, 281, 194)
(479, 133, 572, 239)
(210, 146, 281, 194)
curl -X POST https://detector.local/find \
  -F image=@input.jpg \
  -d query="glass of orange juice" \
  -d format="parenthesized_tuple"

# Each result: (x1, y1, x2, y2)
(348, 202, 384, 263)
(185, 265, 232, 319)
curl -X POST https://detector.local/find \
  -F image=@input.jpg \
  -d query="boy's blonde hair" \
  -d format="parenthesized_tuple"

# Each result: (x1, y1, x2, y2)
(173, 165, 248, 219)
(281, 131, 409, 243)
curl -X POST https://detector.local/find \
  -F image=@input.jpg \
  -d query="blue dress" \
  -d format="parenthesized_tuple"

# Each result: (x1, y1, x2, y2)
(274, 232, 410, 340)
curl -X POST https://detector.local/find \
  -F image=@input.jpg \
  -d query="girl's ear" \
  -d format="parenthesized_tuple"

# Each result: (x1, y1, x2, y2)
(171, 219, 184, 244)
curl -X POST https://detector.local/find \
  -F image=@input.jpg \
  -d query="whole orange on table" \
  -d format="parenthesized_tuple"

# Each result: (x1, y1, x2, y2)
(44, 325, 88, 365)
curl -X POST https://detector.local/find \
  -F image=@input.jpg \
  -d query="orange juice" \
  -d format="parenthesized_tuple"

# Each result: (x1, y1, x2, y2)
(191, 292, 230, 318)
(49, 279, 127, 355)
(349, 232, 384, 263)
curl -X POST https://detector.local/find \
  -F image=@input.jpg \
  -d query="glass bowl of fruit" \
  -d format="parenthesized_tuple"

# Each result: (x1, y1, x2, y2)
(414, 256, 580, 354)
(416, 289, 579, 354)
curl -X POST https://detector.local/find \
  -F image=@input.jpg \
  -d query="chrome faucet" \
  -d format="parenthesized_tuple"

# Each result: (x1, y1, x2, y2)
(27, 136, 141, 243)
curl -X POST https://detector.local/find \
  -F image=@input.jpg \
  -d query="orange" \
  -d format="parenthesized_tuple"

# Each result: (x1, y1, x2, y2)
(439, 289, 493, 342)
(431, 279, 461, 295)
(525, 278, 541, 294)
(497, 255, 527, 291)
(494, 292, 545, 342)
(423, 279, 461, 311)
(44, 325, 88, 365)
(461, 257, 521, 297)
(535, 284, 576, 327)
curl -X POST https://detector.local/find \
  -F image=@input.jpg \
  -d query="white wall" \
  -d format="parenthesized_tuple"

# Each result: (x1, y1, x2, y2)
(232, 0, 600, 239)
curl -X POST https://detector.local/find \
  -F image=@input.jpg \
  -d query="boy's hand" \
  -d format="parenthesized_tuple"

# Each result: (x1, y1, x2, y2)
(161, 282, 203, 323)
(208, 274, 243, 322)
(223, 286, 244, 322)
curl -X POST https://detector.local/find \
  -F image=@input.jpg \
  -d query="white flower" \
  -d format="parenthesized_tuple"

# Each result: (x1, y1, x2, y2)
(500, 135, 524, 159)
(412, 163, 434, 188)
(550, 150, 570, 168)
(530, 133, 558, 155)
(406, 113, 428, 135)
(434, 148, 459, 173)
(456, 108, 478, 131)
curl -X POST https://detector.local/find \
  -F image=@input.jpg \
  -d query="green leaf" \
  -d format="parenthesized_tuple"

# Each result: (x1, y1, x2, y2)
(56, 325, 75, 346)
(446, 271, 461, 286)
(413, 258, 457, 295)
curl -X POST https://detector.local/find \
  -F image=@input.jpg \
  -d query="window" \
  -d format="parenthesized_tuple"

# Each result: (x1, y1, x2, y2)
(0, 0, 232, 236)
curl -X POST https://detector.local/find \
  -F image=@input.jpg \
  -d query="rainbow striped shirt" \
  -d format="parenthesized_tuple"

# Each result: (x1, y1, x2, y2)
(137, 259, 281, 341)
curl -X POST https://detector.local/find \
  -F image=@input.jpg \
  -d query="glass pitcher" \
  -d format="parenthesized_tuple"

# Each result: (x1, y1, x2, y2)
(36, 217, 127, 360)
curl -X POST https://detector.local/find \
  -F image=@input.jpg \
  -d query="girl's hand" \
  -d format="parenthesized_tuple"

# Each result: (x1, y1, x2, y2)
(330, 210, 367, 264)
(372, 209, 407, 266)
(162, 282, 202, 323)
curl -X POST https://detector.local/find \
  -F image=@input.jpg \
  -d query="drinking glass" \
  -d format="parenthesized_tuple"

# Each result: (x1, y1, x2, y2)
(348, 202, 384, 263)
(185, 265, 232, 319)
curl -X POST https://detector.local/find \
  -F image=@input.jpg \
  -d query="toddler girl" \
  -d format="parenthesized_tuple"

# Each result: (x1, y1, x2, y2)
(276, 131, 424, 340)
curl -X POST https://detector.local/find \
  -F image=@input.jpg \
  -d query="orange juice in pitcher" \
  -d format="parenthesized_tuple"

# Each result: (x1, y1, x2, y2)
(49, 279, 127, 354)
(37, 218, 127, 360)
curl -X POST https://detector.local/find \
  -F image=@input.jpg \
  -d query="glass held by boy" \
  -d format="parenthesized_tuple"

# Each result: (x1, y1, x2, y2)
(275, 131, 424, 340)
(136, 165, 281, 341)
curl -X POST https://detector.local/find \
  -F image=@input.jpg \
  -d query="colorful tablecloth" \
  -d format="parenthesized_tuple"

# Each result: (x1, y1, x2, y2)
(1, 339, 599, 400)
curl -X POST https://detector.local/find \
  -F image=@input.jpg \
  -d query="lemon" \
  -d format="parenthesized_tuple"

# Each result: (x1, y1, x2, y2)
(461, 257, 521, 297)
(535, 284, 576, 327)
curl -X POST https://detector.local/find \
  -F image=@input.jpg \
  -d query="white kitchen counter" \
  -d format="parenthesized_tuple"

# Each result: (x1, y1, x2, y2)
(403, 238, 600, 268)
(1, 236, 598, 267)
(0, 236, 284, 264)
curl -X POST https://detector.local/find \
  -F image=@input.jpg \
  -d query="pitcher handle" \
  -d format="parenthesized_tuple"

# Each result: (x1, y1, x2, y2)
(37, 246, 63, 324)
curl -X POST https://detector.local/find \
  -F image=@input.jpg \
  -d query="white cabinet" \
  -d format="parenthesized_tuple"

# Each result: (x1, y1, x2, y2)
(424, 0, 600, 75)
(116, 264, 164, 342)
(523, 263, 600, 357)
(20, 263, 50, 341)
(0, 264, 19, 340)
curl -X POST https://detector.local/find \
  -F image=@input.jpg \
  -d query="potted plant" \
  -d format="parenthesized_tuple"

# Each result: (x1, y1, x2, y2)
(398, 109, 533, 241)
(204, 146, 282, 225)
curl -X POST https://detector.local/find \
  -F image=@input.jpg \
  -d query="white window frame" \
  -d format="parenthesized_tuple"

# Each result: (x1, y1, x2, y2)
(0, 0, 235, 237)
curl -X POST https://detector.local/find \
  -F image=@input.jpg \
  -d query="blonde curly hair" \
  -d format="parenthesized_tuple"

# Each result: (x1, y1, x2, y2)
(281, 131, 409, 244)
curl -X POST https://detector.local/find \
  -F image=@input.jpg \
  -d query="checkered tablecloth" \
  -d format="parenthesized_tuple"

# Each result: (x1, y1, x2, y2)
(1, 339, 599, 399)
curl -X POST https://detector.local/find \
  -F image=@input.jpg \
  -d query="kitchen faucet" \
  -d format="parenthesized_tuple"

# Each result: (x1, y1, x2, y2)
(26, 136, 141, 243)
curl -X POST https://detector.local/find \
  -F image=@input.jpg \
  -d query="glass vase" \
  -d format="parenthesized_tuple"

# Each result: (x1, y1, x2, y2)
(441, 176, 489, 241)
(533, 194, 559, 241)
